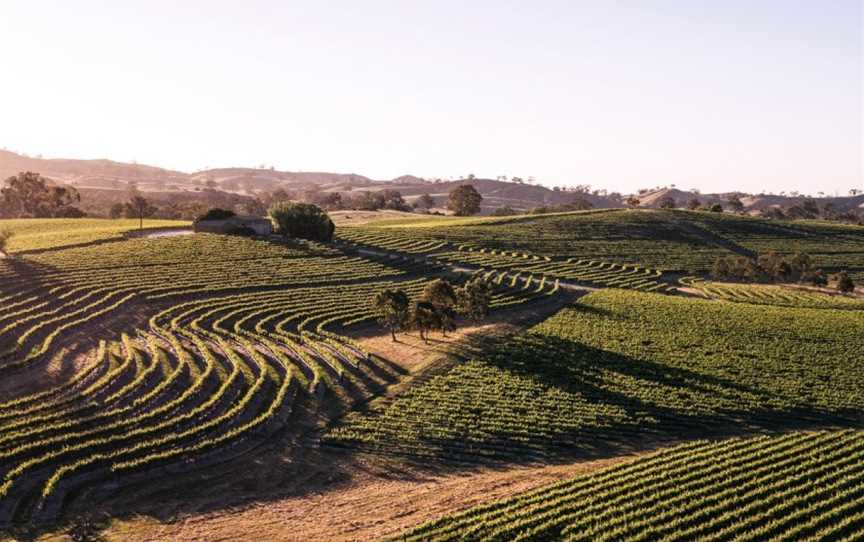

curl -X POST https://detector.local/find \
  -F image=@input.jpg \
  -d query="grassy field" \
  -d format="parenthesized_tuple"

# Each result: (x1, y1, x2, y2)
(0, 218, 189, 253)
(326, 289, 864, 461)
(398, 429, 864, 541)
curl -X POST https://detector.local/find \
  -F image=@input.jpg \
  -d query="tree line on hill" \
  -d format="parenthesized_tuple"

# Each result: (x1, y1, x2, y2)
(0, 171, 486, 220)
(712, 251, 856, 293)
(373, 277, 492, 343)
(638, 193, 863, 224)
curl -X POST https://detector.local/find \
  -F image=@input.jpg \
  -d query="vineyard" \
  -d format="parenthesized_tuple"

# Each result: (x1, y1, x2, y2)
(0, 212, 861, 540)
(338, 228, 675, 293)
(338, 209, 864, 279)
(398, 429, 864, 541)
(0, 225, 560, 528)
(682, 277, 864, 310)
(326, 289, 864, 461)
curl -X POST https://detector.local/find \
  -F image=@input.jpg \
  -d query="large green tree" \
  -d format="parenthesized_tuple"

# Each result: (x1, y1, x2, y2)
(421, 278, 458, 337)
(447, 185, 483, 216)
(410, 301, 440, 344)
(269, 201, 335, 242)
(1, 171, 81, 218)
(373, 289, 410, 341)
(456, 277, 492, 322)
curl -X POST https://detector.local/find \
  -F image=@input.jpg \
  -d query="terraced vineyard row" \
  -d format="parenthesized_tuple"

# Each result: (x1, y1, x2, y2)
(338, 229, 676, 293)
(397, 429, 864, 541)
(325, 289, 864, 462)
(341, 209, 864, 280)
(681, 277, 864, 310)
(0, 231, 560, 524)
(341, 210, 730, 271)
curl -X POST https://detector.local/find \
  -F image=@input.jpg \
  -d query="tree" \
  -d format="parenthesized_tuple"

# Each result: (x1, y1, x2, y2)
(242, 198, 268, 216)
(456, 277, 492, 321)
(380, 189, 410, 211)
(410, 301, 440, 344)
(687, 197, 701, 210)
(834, 271, 855, 293)
(269, 188, 295, 204)
(804, 269, 828, 287)
(415, 193, 435, 210)
(626, 196, 641, 209)
(568, 195, 594, 211)
(0, 229, 13, 257)
(318, 192, 343, 210)
(421, 278, 457, 336)
(269, 201, 335, 242)
(658, 196, 677, 209)
(125, 194, 158, 229)
(422, 278, 456, 308)
(727, 195, 745, 214)
(447, 185, 483, 216)
(709, 204, 724, 213)
(373, 289, 410, 341)
(1, 171, 82, 218)
(491, 206, 518, 216)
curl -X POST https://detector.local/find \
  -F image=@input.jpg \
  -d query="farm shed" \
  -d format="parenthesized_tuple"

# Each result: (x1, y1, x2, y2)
(194, 215, 273, 236)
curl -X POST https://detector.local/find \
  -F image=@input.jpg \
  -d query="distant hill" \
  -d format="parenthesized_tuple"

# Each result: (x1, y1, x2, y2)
(637, 187, 864, 213)
(1, 150, 860, 215)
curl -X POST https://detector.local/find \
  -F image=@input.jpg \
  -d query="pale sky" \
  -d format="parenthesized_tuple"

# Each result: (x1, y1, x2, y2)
(0, 0, 861, 195)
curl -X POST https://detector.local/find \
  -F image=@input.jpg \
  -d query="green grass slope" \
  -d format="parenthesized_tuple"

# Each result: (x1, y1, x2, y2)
(0, 218, 189, 253)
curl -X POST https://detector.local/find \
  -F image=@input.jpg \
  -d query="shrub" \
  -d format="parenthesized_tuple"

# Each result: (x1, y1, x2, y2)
(196, 208, 236, 222)
(834, 272, 855, 293)
(269, 202, 335, 242)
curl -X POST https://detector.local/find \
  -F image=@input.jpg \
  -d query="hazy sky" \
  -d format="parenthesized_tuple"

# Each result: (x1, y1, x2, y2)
(0, 0, 861, 194)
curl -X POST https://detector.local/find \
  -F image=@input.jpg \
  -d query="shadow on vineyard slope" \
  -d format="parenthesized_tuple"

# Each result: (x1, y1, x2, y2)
(324, 322, 864, 468)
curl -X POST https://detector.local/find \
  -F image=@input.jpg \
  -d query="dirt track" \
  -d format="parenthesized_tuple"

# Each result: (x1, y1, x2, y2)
(100, 455, 636, 542)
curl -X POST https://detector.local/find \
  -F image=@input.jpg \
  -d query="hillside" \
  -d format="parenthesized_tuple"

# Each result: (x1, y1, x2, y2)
(0, 210, 861, 541)
(638, 186, 864, 213)
(2, 150, 862, 215)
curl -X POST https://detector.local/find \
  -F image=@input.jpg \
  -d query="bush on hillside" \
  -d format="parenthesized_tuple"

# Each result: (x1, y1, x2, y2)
(834, 272, 855, 293)
(269, 202, 335, 242)
(196, 208, 236, 222)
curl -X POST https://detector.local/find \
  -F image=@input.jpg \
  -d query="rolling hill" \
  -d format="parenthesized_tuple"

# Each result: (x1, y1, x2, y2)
(2, 150, 862, 215)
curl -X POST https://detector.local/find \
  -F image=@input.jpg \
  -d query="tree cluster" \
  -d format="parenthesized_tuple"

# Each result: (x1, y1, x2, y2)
(0, 172, 84, 218)
(531, 195, 594, 215)
(712, 251, 855, 292)
(759, 199, 862, 224)
(373, 277, 492, 343)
